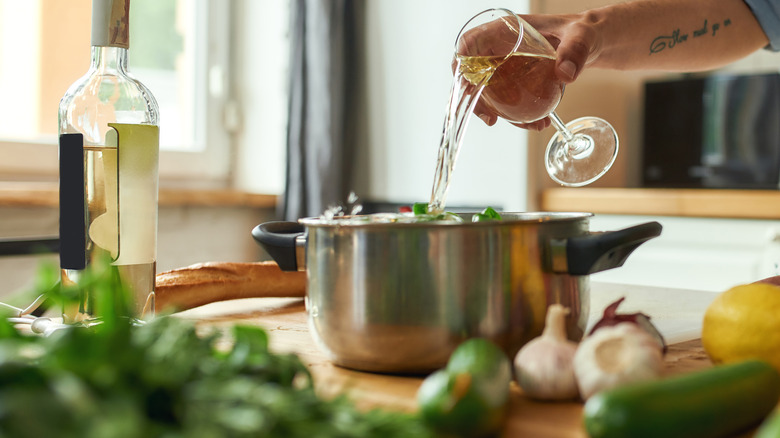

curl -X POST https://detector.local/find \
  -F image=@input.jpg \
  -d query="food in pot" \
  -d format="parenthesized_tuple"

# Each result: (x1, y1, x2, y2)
(472, 206, 503, 222)
(316, 202, 506, 225)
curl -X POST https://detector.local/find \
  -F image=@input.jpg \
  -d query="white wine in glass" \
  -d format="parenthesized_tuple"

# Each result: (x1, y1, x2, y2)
(456, 8, 618, 187)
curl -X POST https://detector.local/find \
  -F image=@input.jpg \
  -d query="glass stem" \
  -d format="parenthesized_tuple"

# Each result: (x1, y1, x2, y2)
(549, 112, 575, 143)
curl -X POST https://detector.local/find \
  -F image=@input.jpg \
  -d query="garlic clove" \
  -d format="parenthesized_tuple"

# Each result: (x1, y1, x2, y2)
(515, 338, 579, 400)
(514, 304, 579, 401)
(574, 322, 664, 400)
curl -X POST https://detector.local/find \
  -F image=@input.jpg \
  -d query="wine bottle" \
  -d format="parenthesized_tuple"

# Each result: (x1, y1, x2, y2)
(58, 0, 160, 319)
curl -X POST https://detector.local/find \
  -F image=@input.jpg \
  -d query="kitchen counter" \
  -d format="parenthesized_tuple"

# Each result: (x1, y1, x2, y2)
(542, 188, 780, 220)
(176, 282, 762, 438)
(0, 181, 277, 208)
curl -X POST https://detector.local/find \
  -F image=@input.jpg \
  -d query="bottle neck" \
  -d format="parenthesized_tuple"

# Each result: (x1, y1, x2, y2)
(90, 45, 128, 74)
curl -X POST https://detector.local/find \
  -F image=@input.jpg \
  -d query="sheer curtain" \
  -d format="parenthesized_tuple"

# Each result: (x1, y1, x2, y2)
(281, 0, 363, 220)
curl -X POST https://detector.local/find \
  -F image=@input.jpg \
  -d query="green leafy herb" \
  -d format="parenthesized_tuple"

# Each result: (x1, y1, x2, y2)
(410, 202, 464, 223)
(0, 260, 434, 438)
(472, 207, 502, 222)
(412, 202, 430, 215)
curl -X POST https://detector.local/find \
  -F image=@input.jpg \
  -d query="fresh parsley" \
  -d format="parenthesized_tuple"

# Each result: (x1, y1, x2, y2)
(0, 259, 434, 438)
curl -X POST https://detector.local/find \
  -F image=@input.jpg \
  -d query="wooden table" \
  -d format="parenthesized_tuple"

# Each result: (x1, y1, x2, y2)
(176, 296, 764, 438)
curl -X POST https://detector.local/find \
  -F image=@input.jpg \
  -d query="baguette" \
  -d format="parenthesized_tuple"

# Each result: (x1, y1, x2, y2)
(154, 261, 306, 312)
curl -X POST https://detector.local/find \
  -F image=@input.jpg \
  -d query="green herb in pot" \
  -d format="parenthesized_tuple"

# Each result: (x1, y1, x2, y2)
(413, 202, 430, 216)
(472, 207, 502, 222)
(411, 202, 463, 222)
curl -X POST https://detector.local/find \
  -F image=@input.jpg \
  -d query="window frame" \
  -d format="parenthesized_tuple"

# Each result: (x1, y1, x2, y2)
(0, 0, 233, 188)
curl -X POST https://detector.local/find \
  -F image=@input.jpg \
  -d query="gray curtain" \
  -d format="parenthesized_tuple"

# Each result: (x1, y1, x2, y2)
(281, 0, 362, 220)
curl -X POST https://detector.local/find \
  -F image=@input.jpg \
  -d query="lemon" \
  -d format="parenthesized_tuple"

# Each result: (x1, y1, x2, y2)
(702, 283, 780, 372)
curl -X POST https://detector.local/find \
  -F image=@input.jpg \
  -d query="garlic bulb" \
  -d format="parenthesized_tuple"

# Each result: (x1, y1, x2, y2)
(574, 322, 664, 400)
(513, 304, 579, 400)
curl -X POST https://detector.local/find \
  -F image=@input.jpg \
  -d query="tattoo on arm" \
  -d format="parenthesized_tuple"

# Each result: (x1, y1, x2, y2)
(649, 17, 732, 54)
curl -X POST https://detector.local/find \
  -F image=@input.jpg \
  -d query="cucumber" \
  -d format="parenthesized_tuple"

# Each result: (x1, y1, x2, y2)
(755, 408, 780, 438)
(583, 360, 780, 438)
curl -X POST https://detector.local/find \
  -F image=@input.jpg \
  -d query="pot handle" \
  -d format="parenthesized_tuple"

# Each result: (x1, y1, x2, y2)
(251, 221, 306, 271)
(554, 221, 662, 275)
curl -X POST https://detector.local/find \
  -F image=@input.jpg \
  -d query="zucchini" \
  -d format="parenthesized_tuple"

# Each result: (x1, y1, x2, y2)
(583, 360, 780, 438)
(755, 408, 780, 438)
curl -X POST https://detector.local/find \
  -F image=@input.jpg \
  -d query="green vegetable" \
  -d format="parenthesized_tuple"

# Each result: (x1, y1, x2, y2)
(446, 338, 512, 393)
(583, 360, 780, 438)
(409, 202, 464, 222)
(472, 207, 502, 222)
(417, 370, 500, 438)
(417, 338, 511, 437)
(755, 408, 780, 438)
(0, 259, 435, 438)
(413, 202, 429, 215)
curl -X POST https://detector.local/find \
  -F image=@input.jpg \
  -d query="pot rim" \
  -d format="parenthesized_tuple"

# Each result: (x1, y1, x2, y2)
(298, 211, 593, 228)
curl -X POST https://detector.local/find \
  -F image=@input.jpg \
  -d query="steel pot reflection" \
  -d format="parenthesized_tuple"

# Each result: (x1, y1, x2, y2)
(252, 212, 661, 373)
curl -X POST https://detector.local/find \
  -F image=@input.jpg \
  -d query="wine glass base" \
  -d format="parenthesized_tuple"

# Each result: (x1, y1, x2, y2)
(545, 117, 619, 187)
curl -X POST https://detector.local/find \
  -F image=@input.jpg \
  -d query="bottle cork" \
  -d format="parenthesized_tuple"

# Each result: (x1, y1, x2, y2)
(91, 0, 130, 48)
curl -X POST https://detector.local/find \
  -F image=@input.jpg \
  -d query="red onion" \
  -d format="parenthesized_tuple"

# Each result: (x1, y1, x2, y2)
(589, 297, 667, 353)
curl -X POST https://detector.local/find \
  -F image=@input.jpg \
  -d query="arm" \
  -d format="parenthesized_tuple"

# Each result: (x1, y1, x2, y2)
(524, 0, 770, 82)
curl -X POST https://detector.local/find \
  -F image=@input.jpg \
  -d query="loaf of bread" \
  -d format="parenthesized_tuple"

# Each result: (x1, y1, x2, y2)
(154, 261, 306, 312)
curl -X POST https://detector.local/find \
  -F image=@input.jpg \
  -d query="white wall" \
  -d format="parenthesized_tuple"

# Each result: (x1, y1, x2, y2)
(589, 214, 780, 292)
(357, 0, 531, 212)
(234, 0, 534, 212)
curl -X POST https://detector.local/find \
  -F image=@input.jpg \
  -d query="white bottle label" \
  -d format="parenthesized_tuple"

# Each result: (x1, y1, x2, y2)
(109, 123, 159, 265)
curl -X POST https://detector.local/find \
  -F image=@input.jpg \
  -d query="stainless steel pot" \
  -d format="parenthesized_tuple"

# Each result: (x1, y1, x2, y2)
(252, 212, 661, 373)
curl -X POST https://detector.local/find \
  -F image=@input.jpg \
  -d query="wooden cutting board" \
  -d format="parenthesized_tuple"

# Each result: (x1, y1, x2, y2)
(181, 296, 759, 438)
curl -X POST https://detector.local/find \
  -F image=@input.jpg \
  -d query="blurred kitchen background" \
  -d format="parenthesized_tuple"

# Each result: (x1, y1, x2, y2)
(2, 0, 780, 298)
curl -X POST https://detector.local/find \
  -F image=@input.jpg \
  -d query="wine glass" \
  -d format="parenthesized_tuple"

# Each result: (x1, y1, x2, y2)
(456, 8, 618, 187)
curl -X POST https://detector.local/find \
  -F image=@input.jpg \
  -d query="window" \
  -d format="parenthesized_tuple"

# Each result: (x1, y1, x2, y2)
(0, 0, 289, 192)
(130, 0, 197, 152)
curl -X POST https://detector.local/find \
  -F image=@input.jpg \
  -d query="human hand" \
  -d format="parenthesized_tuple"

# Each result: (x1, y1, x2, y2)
(470, 13, 598, 129)
(455, 12, 522, 127)
(520, 13, 597, 83)
(510, 117, 552, 131)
